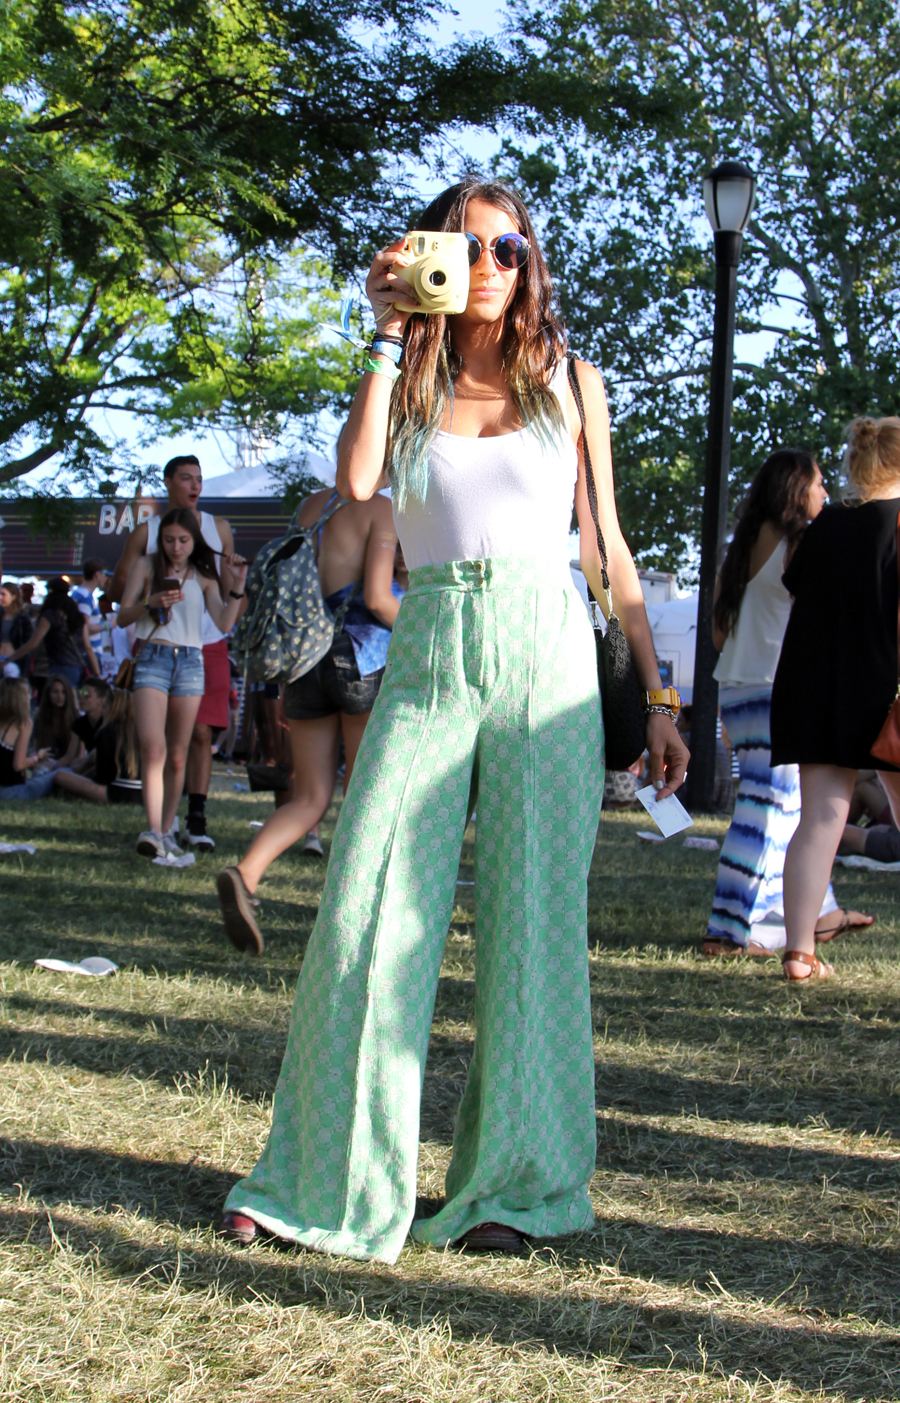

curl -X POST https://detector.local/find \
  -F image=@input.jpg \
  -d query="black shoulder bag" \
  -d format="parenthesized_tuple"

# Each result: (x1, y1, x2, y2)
(567, 354, 646, 770)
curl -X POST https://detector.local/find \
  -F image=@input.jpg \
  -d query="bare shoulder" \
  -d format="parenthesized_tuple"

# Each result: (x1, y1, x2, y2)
(213, 515, 234, 546)
(125, 521, 150, 556)
(295, 487, 337, 527)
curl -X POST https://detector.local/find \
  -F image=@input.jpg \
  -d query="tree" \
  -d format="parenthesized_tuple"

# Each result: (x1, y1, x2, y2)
(0, 0, 527, 494)
(502, 0, 900, 579)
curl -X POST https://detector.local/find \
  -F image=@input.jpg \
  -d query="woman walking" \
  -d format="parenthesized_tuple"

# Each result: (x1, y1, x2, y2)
(219, 178, 687, 1262)
(774, 418, 900, 979)
(703, 451, 872, 957)
(117, 507, 247, 857)
(216, 485, 401, 954)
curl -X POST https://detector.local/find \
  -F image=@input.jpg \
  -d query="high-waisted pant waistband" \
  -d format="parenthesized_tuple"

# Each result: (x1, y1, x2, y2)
(408, 555, 573, 594)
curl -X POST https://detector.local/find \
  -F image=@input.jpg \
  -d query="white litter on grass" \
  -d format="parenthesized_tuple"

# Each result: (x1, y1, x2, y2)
(35, 956, 119, 977)
(250, 820, 264, 829)
(0, 842, 35, 855)
(683, 836, 719, 852)
(637, 830, 666, 843)
(834, 854, 900, 872)
(152, 851, 196, 868)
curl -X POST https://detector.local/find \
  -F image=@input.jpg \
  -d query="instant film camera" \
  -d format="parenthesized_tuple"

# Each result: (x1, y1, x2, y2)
(395, 231, 470, 315)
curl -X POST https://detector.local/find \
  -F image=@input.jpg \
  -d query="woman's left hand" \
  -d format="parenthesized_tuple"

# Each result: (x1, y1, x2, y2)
(225, 554, 249, 590)
(645, 712, 689, 799)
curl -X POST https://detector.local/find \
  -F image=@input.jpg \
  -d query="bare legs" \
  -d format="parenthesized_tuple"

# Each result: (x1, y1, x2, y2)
(133, 687, 202, 835)
(236, 710, 370, 895)
(783, 765, 900, 978)
(53, 770, 109, 804)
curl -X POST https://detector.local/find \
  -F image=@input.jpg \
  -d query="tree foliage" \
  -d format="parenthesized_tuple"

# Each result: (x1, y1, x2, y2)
(503, 0, 900, 578)
(0, 0, 532, 492)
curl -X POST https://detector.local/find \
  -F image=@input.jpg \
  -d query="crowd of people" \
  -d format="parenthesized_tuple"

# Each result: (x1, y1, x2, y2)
(2, 174, 897, 1261)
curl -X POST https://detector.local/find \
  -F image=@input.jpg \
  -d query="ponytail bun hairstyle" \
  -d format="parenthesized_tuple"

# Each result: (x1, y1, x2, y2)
(846, 417, 900, 499)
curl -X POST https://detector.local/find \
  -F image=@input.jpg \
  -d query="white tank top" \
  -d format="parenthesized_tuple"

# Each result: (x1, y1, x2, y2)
(714, 540, 792, 687)
(146, 510, 226, 645)
(135, 570, 206, 649)
(394, 361, 577, 569)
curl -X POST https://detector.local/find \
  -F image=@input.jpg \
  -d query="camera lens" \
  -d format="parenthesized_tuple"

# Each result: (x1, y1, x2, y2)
(428, 269, 447, 287)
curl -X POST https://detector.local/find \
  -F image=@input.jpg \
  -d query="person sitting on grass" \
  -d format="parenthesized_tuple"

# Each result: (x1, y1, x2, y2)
(0, 677, 56, 800)
(73, 676, 110, 752)
(34, 674, 81, 768)
(54, 687, 142, 806)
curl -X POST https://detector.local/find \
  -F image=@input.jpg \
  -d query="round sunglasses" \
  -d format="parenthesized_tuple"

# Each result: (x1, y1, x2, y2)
(464, 231, 529, 271)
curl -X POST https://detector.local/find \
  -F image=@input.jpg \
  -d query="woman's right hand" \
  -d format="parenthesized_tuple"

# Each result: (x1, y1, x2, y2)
(365, 239, 420, 339)
(146, 589, 183, 611)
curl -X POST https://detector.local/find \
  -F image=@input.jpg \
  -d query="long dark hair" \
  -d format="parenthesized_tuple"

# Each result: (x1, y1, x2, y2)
(97, 686, 140, 780)
(151, 508, 220, 620)
(388, 178, 566, 510)
(41, 577, 84, 633)
(35, 673, 78, 751)
(714, 450, 819, 639)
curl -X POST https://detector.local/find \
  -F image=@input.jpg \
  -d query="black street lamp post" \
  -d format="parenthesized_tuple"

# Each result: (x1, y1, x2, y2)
(689, 159, 757, 813)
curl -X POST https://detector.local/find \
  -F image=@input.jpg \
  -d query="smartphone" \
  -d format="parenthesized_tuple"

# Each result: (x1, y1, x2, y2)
(162, 577, 180, 592)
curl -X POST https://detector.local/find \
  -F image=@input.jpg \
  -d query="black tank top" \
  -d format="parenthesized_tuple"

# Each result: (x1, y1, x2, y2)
(0, 726, 20, 786)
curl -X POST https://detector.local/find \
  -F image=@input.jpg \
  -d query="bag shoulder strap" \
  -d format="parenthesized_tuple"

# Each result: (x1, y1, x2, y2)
(566, 353, 615, 619)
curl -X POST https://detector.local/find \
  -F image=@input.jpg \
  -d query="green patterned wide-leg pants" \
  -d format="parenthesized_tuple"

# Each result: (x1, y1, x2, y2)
(225, 556, 604, 1262)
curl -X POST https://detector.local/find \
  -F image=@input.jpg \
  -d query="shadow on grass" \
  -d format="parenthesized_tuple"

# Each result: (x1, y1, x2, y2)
(593, 1057, 900, 1136)
(2, 1164, 898, 1399)
(7, 979, 899, 1139)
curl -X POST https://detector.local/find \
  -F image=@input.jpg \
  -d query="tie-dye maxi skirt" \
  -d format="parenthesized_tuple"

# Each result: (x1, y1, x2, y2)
(707, 687, 836, 948)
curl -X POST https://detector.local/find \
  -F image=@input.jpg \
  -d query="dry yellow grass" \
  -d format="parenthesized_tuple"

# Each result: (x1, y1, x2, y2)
(0, 783, 898, 1401)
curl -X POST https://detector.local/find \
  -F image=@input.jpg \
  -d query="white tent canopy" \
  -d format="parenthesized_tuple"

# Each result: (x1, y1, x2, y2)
(203, 453, 335, 499)
(646, 592, 698, 698)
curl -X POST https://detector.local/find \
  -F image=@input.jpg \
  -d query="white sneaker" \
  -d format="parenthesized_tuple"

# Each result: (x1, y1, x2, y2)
(302, 832, 324, 857)
(162, 829, 184, 857)
(136, 831, 165, 859)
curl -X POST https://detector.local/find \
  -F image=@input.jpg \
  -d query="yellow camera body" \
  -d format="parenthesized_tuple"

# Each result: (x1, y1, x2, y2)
(395, 231, 470, 315)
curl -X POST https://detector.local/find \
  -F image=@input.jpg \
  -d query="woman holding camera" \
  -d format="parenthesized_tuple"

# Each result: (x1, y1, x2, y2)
(220, 178, 687, 1262)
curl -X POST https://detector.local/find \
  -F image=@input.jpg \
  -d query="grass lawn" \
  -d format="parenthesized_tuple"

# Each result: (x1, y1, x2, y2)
(1, 776, 898, 1401)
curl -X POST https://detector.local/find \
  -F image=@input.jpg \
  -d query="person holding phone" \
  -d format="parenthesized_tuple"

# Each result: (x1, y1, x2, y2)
(219, 178, 687, 1263)
(117, 507, 248, 858)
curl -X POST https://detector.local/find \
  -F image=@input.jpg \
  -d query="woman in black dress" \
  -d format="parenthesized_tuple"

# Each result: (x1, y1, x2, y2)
(771, 417, 900, 979)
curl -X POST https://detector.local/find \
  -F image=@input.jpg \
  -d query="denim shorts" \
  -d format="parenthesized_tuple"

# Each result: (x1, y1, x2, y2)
(133, 643, 205, 697)
(283, 630, 384, 720)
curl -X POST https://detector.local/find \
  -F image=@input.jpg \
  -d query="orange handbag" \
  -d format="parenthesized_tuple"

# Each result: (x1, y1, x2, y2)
(871, 512, 900, 767)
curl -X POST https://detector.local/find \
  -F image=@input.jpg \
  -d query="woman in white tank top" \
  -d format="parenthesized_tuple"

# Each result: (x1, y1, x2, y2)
(118, 507, 247, 859)
(220, 179, 688, 1262)
(703, 451, 871, 959)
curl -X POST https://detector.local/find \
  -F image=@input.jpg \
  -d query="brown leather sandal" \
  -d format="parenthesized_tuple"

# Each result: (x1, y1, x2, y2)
(814, 909, 876, 943)
(453, 1221, 527, 1254)
(782, 949, 832, 981)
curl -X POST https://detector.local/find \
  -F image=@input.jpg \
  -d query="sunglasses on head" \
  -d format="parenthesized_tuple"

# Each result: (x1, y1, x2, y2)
(464, 231, 529, 271)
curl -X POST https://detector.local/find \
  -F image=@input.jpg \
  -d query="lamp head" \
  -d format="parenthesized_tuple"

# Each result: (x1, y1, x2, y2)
(702, 160, 757, 234)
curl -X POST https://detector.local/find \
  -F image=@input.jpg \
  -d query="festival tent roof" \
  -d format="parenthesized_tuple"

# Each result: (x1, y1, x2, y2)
(202, 453, 335, 498)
